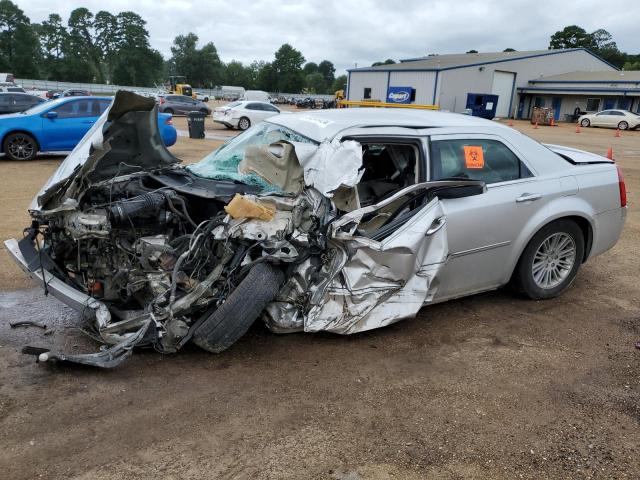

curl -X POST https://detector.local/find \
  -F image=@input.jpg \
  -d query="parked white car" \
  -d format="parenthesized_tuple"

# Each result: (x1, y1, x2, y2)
(213, 101, 281, 130)
(579, 109, 640, 130)
(195, 91, 210, 102)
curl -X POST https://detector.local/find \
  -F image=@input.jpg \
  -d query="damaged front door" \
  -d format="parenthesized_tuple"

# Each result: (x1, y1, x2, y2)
(304, 181, 479, 334)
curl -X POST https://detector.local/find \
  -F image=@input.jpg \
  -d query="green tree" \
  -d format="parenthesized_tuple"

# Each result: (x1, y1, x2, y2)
(272, 43, 305, 92)
(317, 60, 335, 87)
(303, 62, 318, 75)
(549, 25, 593, 50)
(223, 60, 253, 88)
(0, 0, 40, 76)
(466, 49, 478, 54)
(304, 72, 326, 94)
(65, 7, 102, 82)
(169, 33, 223, 87)
(371, 58, 395, 66)
(331, 74, 347, 93)
(255, 61, 277, 91)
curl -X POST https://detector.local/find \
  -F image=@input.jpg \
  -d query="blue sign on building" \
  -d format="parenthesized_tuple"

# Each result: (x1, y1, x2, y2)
(387, 86, 412, 104)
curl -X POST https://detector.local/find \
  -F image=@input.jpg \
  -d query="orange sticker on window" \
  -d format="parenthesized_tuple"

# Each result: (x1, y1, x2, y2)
(463, 146, 484, 169)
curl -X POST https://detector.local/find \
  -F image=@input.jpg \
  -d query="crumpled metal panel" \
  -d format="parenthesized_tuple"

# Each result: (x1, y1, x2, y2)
(265, 195, 448, 335)
(293, 139, 363, 197)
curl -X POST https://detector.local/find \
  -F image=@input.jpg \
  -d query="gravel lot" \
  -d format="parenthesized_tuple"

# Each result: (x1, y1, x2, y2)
(0, 118, 638, 479)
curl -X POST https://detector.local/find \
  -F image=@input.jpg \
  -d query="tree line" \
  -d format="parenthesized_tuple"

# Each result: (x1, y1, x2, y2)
(0, 0, 346, 93)
(0, 1, 637, 93)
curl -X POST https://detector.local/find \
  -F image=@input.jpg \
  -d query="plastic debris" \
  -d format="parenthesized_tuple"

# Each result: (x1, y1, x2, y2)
(224, 194, 276, 221)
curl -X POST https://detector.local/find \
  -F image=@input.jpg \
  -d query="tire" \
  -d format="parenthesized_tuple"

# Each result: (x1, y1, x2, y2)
(238, 116, 251, 131)
(618, 121, 629, 130)
(164, 108, 174, 115)
(3, 132, 38, 160)
(192, 263, 285, 353)
(203, 97, 209, 103)
(200, 108, 209, 114)
(580, 118, 590, 127)
(513, 219, 584, 300)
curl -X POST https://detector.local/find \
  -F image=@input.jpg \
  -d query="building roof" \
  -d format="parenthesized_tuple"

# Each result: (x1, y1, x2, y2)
(350, 48, 607, 72)
(268, 108, 506, 142)
(530, 71, 640, 83)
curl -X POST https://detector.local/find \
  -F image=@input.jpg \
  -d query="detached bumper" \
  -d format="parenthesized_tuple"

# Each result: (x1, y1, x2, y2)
(4, 237, 108, 321)
(213, 115, 238, 129)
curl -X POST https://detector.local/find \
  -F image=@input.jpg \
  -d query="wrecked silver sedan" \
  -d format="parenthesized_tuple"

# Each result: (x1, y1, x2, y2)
(5, 92, 626, 367)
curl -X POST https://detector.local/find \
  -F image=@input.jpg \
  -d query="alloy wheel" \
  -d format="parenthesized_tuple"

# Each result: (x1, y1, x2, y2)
(531, 232, 576, 289)
(7, 135, 35, 160)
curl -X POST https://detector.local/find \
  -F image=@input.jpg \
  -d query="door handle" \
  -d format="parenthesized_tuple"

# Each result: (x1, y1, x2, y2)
(516, 193, 542, 203)
(426, 216, 446, 236)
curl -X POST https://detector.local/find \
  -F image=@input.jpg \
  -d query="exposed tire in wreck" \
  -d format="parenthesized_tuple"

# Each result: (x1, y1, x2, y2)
(192, 263, 285, 353)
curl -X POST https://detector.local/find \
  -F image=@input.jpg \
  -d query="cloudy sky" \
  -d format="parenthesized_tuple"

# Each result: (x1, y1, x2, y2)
(17, 0, 640, 74)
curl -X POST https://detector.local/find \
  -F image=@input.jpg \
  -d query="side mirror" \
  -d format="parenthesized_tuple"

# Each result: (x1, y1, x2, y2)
(45, 111, 58, 119)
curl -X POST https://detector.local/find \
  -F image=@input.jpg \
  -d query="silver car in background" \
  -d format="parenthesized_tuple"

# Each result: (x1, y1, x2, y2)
(5, 96, 626, 367)
(579, 109, 640, 130)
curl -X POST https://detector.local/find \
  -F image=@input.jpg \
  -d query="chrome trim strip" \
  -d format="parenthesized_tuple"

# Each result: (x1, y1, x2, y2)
(450, 240, 511, 258)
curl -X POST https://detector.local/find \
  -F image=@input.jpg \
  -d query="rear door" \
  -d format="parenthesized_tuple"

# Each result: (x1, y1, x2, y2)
(40, 99, 100, 150)
(428, 133, 562, 298)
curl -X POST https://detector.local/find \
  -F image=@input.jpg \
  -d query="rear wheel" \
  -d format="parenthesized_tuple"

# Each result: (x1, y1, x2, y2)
(3, 132, 38, 160)
(618, 121, 629, 130)
(514, 219, 584, 300)
(580, 118, 590, 127)
(192, 263, 285, 353)
(238, 116, 251, 131)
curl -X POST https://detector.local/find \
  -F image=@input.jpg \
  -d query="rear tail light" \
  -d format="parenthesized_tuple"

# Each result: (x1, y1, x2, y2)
(165, 117, 173, 125)
(159, 97, 165, 105)
(617, 165, 627, 208)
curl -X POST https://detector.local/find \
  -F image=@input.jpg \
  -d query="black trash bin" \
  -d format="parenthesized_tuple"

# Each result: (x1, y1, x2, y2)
(187, 111, 206, 139)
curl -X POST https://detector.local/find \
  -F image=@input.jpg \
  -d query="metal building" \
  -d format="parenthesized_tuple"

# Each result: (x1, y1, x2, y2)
(518, 71, 640, 121)
(347, 49, 619, 119)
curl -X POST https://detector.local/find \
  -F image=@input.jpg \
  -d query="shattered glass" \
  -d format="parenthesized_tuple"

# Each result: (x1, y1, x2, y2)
(187, 122, 316, 192)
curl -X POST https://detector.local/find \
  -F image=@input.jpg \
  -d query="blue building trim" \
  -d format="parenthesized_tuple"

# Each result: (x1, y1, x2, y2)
(347, 48, 618, 73)
(432, 70, 439, 104)
(346, 71, 350, 99)
(518, 86, 639, 94)
(507, 73, 517, 118)
(530, 79, 640, 84)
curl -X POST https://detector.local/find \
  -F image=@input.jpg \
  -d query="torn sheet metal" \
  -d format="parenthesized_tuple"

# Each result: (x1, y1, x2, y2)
(294, 138, 363, 197)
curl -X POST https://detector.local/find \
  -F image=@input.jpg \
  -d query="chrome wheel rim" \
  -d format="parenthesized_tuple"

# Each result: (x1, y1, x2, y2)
(239, 118, 249, 130)
(619, 122, 628, 130)
(7, 135, 34, 159)
(532, 232, 576, 289)
(581, 119, 589, 127)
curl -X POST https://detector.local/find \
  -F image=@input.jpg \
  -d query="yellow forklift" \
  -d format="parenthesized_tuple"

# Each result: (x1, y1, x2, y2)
(167, 76, 194, 98)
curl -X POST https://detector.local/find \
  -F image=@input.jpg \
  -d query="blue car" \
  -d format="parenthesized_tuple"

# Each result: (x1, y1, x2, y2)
(0, 96, 177, 160)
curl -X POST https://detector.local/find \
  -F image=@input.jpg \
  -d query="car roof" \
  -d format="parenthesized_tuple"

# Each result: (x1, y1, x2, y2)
(267, 108, 507, 142)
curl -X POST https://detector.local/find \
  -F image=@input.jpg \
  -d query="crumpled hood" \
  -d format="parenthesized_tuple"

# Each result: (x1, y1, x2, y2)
(33, 91, 180, 212)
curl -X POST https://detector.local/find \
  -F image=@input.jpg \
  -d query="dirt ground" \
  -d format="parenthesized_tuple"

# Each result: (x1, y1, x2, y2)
(0, 118, 638, 479)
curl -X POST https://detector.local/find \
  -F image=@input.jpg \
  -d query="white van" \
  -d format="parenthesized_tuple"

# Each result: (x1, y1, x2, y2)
(241, 90, 271, 102)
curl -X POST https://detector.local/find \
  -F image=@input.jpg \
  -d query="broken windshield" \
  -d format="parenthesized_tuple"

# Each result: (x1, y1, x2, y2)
(187, 122, 316, 190)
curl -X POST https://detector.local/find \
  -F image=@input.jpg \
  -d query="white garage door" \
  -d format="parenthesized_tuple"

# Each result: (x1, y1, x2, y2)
(491, 71, 515, 118)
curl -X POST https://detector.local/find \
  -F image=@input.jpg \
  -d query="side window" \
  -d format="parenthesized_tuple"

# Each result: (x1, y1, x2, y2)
(611, 111, 624, 116)
(430, 139, 532, 184)
(265, 104, 279, 112)
(97, 100, 111, 114)
(363, 88, 372, 99)
(596, 110, 611, 116)
(245, 103, 260, 110)
(51, 100, 93, 118)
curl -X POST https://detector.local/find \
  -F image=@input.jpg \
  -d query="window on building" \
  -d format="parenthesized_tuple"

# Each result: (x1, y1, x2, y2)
(534, 97, 545, 108)
(586, 98, 601, 112)
(430, 138, 532, 185)
(363, 88, 372, 99)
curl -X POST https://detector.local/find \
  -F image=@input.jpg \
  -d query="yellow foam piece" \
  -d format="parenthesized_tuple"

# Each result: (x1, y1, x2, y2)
(224, 194, 276, 221)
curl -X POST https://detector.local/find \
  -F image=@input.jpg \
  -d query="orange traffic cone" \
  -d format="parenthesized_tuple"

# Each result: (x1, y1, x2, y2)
(606, 147, 613, 160)
(533, 121, 539, 129)
(615, 128, 621, 138)
(550, 118, 555, 127)
(575, 123, 581, 133)
(508, 119, 513, 127)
